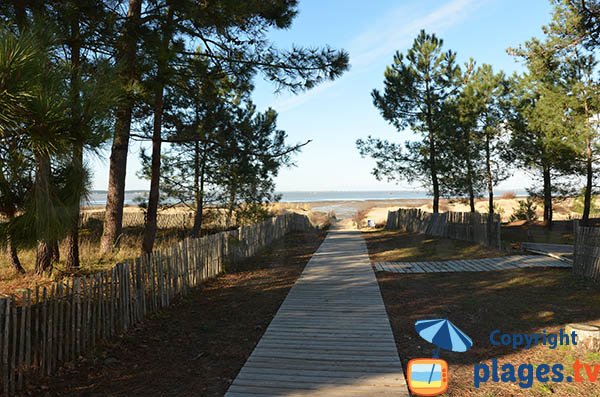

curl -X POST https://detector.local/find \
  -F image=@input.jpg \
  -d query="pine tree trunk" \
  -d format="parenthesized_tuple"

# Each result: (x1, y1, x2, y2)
(425, 81, 440, 214)
(464, 130, 475, 213)
(35, 241, 53, 276)
(485, 131, 495, 246)
(466, 157, 475, 213)
(65, 144, 82, 270)
(543, 164, 553, 229)
(191, 141, 207, 238)
(425, 90, 439, 213)
(583, 136, 593, 224)
(65, 15, 82, 270)
(141, 8, 173, 254)
(52, 240, 60, 264)
(14, 0, 27, 31)
(141, 86, 164, 254)
(5, 211, 25, 274)
(100, 0, 142, 254)
(7, 235, 25, 274)
(227, 184, 237, 227)
(34, 152, 54, 275)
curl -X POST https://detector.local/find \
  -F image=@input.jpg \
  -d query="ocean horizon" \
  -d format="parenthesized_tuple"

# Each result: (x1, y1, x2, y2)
(84, 189, 528, 206)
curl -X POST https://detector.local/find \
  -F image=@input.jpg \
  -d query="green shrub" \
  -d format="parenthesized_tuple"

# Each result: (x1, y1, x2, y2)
(510, 198, 538, 222)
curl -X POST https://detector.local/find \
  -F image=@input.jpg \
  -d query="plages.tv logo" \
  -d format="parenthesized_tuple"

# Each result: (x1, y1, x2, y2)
(406, 318, 473, 396)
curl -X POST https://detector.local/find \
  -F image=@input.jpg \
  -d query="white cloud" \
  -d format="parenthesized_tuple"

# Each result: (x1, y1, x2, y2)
(272, 0, 487, 113)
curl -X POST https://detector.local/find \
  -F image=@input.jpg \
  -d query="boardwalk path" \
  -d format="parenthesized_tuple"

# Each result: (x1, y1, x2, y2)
(226, 227, 409, 396)
(522, 242, 574, 263)
(373, 255, 571, 274)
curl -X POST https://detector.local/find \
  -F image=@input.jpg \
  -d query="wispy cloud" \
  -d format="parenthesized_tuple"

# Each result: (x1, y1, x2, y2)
(272, 0, 486, 112)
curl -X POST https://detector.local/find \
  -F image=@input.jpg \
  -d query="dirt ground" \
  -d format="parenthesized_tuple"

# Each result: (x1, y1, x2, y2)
(35, 229, 326, 397)
(502, 221, 575, 247)
(362, 229, 504, 263)
(377, 269, 600, 396)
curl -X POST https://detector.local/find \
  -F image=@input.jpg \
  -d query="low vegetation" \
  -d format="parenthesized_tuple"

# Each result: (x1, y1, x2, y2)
(377, 268, 600, 396)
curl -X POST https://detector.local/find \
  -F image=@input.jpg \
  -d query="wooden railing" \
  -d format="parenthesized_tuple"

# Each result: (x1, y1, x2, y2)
(385, 208, 501, 248)
(0, 213, 312, 395)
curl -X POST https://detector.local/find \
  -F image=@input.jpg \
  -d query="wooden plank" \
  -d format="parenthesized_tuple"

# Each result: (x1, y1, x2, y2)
(225, 228, 408, 396)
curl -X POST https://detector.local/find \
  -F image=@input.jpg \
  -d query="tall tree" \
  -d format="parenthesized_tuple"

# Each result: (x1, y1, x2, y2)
(102, 0, 349, 254)
(441, 60, 482, 212)
(547, 0, 600, 223)
(506, 69, 579, 228)
(357, 30, 461, 213)
(48, 0, 115, 269)
(0, 24, 76, 274)
(509, 7, 592, 228)
(140, 5, 176, 254)
(565, 0, 600, 47)
(443, 63, 510, 227)
(100, 0, 143, 253)
(567, 51, 600, 222)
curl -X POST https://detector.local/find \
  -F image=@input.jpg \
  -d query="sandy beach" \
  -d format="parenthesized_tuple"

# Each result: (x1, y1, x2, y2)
(300, 196, 582, 225)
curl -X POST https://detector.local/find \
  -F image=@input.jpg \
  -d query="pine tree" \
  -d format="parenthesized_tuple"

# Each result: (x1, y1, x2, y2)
(546, 0, 600, 223)
(444, 63, 510, 239)
(357, 30, 461, 213)
(100, 0, 349, 254)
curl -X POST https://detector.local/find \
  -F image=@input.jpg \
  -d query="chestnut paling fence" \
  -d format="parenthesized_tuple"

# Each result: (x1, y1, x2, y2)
(385, 208, 501, 248)
(0, 213, 312, 395)
(79, 211, 199, 230)
(573, 225, 600, 282)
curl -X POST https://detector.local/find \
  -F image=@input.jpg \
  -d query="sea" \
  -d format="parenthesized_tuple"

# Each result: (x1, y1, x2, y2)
(85, 190, 432, 206)
(86, 189, 527, 206)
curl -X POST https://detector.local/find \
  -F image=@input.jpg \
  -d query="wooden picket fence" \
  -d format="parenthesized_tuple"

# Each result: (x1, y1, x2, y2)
(0, 213, 312, 395)
(79, 211, 199, 229)
(573, 225, 600, 282)
(385, 208, 501, 248)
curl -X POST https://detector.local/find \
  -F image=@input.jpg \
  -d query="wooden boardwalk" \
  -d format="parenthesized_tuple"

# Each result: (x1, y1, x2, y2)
(522, 242, 574, 263)
(226, 228, 409, 396)
(373, 255, 571, 274)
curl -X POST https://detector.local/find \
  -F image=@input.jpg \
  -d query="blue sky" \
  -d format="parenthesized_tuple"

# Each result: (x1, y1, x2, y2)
(89, 0, 554, 192)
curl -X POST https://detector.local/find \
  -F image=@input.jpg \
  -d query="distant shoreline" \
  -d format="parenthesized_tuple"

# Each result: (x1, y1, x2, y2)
(85, 189, 529, 206)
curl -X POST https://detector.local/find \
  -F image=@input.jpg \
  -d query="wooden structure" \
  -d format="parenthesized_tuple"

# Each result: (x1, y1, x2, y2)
(0, 213, 311, 395)
(386, 208, 501, 248)
(80, 211, 199, 230)
(226, 228, 409, 396)
(573, 225, 600, 282)
(374, 255, 570, 274)
(522, 242, 573, 263)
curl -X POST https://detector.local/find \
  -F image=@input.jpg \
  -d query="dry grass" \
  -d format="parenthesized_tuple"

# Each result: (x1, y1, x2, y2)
(0, 224, 227, 296)
(1, 209, 328, 296)
(501, 191, 517, 199)
(268, 202, 313, 214)
(307, 211, 333, 229)
(362, 229, 504, 263)
(353, 207, 372, 228)
(377, 269, 600, 396)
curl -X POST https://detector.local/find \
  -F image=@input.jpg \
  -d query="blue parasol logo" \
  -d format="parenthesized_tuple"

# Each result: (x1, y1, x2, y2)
(406, 319, 473, 396)
(415, 318, 473, 357)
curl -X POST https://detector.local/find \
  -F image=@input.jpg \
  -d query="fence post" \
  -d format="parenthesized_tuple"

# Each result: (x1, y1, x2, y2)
(0, 213, 311, 391)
